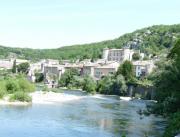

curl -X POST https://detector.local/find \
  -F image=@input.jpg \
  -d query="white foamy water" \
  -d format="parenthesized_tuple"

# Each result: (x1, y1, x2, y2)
(31, 91, 84, 104)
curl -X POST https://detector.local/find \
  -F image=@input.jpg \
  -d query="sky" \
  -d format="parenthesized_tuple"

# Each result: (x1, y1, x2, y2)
(0, 0, 179, 49)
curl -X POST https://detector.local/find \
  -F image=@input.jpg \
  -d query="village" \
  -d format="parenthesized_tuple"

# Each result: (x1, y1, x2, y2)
(0, 47, 155, 88)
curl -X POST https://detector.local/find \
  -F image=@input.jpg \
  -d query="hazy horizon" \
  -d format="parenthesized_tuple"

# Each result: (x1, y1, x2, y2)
(0, 0, 179, 49)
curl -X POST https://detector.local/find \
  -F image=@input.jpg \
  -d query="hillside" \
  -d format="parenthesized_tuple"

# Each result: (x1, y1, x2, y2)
(0, 24, 180, 60)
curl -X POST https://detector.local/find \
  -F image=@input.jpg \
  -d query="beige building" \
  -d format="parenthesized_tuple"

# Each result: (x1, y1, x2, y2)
(82, 62, 100, 77)
(44, 64, 65, 81)
(102, 47, 134, 63)
(94, 62, 119, 80)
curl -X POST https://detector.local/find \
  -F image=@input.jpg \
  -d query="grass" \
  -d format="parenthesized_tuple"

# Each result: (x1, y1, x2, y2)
(9, 91, 32, 102)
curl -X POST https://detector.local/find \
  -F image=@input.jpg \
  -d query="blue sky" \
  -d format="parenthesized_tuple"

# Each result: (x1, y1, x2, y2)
(0, 0, 179, 49)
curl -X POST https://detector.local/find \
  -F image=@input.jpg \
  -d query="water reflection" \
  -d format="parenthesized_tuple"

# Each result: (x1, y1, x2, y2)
(0, 92, 166, 137)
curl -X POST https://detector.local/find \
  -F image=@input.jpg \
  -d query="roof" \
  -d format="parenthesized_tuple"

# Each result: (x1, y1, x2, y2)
(133, 60, 154, 66)
(95, 62, 119, 69)
(83, 62, 100, 67)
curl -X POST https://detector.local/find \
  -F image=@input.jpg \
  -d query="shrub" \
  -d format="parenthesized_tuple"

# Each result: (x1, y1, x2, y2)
(10, 91, 32, 102)
(132, 52, 141, 60)
(163, 112, 180, 137)
(18, 78, 35, 92)
(82, 76, 96, 94)
(6, 80, 20, 94)
(35, 73, 44, 83)
(0, 81, 6, 98)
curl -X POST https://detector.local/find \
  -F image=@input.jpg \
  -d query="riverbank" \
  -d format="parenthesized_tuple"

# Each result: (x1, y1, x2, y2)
(0, 91, 86, 105)
(0, 90, 136, 105)
(0, 96, 30, 105)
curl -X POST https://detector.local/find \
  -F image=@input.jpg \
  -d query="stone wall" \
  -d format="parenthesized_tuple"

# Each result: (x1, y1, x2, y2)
(127, 85, 155, 100)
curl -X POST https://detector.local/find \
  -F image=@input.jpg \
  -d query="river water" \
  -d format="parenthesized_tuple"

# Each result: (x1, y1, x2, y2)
(0, 91, 166, 137)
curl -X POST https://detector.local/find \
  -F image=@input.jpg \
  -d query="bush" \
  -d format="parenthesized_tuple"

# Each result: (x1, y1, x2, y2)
(0, 81, 6, 98)
(163, 112, 180, 137)
(18, 78, 35, 92)
(132, 52, 141, 60)
(0, 90, 6, 99)
(35, 73, 44, 82)
(82, 76, 96, 94)
(6, 80, 20, 94)
(10, 91, 32, 102)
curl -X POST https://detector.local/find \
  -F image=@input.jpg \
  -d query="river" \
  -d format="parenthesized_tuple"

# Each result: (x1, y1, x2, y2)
(0, 90, 166, 137)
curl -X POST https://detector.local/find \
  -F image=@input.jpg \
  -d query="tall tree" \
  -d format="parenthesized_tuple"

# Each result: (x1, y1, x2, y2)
(17, 62, 30, 74)
(116, 60, 134, 81)
(12, 59, 16, 73)
(82, 75, 96, 94)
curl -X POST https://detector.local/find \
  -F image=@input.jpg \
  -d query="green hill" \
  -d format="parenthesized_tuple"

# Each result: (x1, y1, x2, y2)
(0, 24, 180, 60)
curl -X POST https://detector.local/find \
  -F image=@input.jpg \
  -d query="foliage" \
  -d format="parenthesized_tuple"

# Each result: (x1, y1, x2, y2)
(163, 112, 180, 137)
(17, 62, 30, 74)
(35, 73, 44, 82)
(112, 74, 127, 95)
(116, 60, 134, 81)
(59, 68, 80, 88)
(10, 91, 32, 102)
(12, 60, 16, 73)
(97, 75, 114, 94)
(149, 39, 180, 136)
(18, 77, 35, 92)
(97, 74, 127, 95)
(0, 81, 6, 98)
(132, 52, 141, 60)
(6, 79, 20, 94)
(82, 75, 96, 94)
(5, 76, 35, 94)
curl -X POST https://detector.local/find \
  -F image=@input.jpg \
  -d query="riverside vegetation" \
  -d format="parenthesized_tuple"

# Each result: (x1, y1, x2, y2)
(0, 75, 35, 102)
(147, 39, 180, 137)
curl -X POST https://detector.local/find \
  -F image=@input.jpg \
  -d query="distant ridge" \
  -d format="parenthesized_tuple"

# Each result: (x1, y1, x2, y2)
(0, 24, 180, 60)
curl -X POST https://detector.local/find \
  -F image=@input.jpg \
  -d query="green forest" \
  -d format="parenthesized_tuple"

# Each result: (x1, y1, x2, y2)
(0, 24, 180, 60)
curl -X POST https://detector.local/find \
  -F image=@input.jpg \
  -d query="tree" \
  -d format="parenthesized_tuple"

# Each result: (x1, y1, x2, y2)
(12, 59, 16, 73)
(112, 75, 127, 95)
(17, 62, 30, 74)
(59, 68, 79, 88)
(97, 75, 114, 94)
(35, 73, 44, 83)
(151, 39, 180, 137)
(132, 53, 141, 60)
(82, 75, 96, 94)
(116, 60, 134, 81)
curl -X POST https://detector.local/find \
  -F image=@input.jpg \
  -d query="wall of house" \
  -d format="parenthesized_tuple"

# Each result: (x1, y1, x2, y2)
(94, 68, 116, 79)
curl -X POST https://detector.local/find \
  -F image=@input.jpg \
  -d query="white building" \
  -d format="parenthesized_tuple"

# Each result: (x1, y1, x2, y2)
(133, 60, 155, 77)
(102, 47, 134, 63)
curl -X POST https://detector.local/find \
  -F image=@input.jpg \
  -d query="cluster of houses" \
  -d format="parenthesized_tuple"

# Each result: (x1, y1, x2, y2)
(29, 47, 155, 84)
(0, 47, 155, 87)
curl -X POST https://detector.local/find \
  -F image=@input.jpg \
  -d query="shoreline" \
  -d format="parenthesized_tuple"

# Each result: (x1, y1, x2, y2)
(0, 91, 85, 106)
(0, 90, 154, 106)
